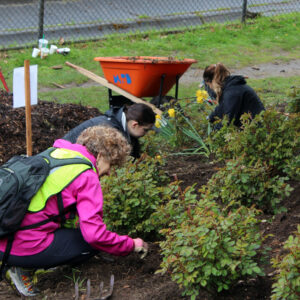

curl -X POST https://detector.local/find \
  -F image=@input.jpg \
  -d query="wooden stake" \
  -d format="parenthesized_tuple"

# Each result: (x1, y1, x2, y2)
(65, 61, 163, 115)
(24, 60, 32, 156)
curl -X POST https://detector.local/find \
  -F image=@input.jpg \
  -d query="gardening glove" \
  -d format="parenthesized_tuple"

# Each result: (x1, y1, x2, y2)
(133, 238, 148, 259)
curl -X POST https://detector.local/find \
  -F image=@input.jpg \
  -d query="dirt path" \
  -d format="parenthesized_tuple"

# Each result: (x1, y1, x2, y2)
(180, 58, 300, 85)
(39, 59, 300, 93)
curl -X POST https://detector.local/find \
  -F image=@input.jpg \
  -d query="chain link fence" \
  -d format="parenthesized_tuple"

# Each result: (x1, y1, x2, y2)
(1, 0, 299, 50)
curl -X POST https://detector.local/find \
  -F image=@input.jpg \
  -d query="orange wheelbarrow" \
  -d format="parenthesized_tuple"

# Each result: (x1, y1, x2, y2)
(94, 56, 197, 108)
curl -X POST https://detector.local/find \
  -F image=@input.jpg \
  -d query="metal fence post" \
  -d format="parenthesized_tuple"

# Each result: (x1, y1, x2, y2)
(38, 0, 45, 40)
(242, 0, 248, 23)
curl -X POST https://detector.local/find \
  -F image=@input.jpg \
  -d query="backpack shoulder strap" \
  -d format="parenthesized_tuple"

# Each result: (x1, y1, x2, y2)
(39, 147, 94, 169)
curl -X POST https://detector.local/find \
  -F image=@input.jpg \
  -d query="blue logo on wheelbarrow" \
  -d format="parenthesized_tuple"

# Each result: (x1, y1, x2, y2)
(113, 73, 132, 84)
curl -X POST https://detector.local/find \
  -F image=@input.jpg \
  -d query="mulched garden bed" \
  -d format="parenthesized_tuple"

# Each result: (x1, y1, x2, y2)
(0, 89, 299, 300)
(0, 89, 101, 164)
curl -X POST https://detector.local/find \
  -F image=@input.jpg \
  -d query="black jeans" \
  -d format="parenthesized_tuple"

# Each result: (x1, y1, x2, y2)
(0, 228, 98, 269)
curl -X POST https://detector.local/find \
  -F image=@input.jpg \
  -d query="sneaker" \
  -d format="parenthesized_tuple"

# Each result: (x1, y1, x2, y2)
(6, 266, 40, 297)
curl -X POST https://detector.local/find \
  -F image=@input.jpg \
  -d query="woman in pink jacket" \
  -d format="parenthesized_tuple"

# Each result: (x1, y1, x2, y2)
(0, 126, 148, 297)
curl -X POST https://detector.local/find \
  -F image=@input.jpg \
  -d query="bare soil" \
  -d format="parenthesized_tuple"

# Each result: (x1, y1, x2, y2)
(0, 89, 299, 300)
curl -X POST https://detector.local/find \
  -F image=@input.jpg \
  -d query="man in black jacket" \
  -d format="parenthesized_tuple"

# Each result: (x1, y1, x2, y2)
(62, 103, 155, 158)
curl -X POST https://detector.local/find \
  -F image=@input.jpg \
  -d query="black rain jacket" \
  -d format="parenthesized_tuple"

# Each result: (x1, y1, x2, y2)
(62, 106, 140, 158)
(209, 76, 265, 129)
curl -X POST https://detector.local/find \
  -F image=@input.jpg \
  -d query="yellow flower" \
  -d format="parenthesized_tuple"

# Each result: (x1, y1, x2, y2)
(155, 119, 161, 128)
(155, 114, 161, 120)
(168, 108, 175, 118)
(196, 89, 202, 98)
(196, 89, 208, 103)
(202, 90, 208, 99)
(155, 155, 161, 160)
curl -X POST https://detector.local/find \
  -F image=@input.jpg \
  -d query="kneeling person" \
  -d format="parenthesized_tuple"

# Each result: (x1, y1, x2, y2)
(63, 103, 156, 158)
(0, 126, 148, 297)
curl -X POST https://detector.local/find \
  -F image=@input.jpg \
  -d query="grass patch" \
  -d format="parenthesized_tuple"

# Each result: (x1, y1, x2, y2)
(249, 76, 300, 106)
(0, 13, 299, 108)
(40, 85, 110, 113)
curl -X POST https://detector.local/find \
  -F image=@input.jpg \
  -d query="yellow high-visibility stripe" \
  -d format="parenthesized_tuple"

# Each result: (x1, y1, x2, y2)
(28, 148, 96, 212)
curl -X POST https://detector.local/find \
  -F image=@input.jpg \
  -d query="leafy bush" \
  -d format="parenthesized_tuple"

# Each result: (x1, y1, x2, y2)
(148, 184, 198, 232)
(202, 157, 292, 213)
(209, 110, 300, 175)
(284, 153, 300, 180)
(101, 154, 179, 238)
(286, 87, 300, 113)
(205, 109, 299, 213)
(140, 130, 166, 157)
(271, 225, 300, 300)
(156, 187, 265, 299)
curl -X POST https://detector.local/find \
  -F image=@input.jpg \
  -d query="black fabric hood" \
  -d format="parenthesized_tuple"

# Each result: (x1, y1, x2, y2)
(224, 75, 246, 88)
(105, 106, 124, 122)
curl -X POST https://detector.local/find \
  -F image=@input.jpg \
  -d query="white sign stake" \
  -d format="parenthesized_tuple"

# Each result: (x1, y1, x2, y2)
(13, 62, 38, 156)
(24, 60, 32, 156)
(13, 64, 38, 108)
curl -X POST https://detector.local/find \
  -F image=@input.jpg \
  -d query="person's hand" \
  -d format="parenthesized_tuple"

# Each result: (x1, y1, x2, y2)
(133, 238, 148, 259)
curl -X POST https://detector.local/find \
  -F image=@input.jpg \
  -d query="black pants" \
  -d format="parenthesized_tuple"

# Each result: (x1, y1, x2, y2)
(0, 229, 98, 269)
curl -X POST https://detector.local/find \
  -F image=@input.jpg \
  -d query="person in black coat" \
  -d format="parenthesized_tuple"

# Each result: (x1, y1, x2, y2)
(203, 63, 265, 129)
(62, 103, 156, 158)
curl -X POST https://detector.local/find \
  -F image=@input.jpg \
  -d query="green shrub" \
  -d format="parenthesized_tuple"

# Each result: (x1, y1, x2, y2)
(157, 187, 265, 299)
(271, 225, 300, 300)
(284, 154, 300, 180)
(286, 87, 300, 113)
(208, 110, 300, 175)
(101, 155, 179, 238)
(202, 157, 292, 213)
(207, 117, 236, 161)
(147, 184, 198, 232)
(205, 109, 299, 213)
(140, 130, 168, 157)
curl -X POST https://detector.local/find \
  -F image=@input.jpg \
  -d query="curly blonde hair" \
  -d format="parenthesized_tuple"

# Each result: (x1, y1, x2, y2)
(76, 125, 131, 167)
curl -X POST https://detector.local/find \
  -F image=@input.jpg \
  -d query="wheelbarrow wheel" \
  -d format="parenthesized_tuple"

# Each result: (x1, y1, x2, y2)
(150, 95, 176, 109)
(150, 96, 184, 114)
